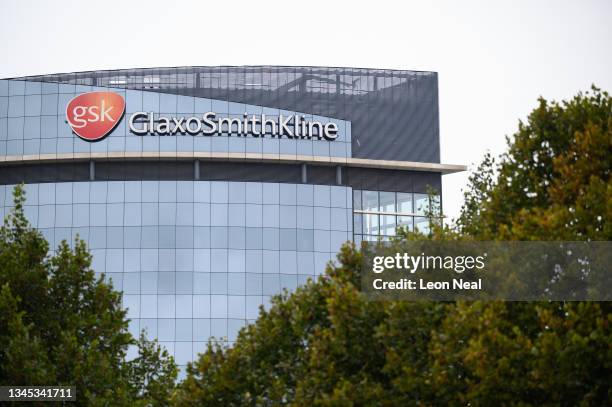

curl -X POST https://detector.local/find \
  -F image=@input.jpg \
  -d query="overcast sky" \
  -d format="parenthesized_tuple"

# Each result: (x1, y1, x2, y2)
(1, 0, 610, 222)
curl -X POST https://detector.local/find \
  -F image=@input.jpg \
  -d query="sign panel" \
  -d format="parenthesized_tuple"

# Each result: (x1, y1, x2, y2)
(66, 92, 339, 142)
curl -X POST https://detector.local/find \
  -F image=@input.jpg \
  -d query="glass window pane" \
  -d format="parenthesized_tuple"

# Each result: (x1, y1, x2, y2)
(380, 215, 396, 236)
(414, 193, 429, 215)
(211, 273, 228, 294)
(363, 213, 379, 235)
(397, 193, 413, 214)
(176, 319, 192, 341)
(297, 229, 314, 252)
(352, 190, 362, 210)
(262, 274, 280, 296)
(414, 217, 430, 234)
(296, 184, 313, 206)
(397, 215, 413, 232)
(362, 190, 378, 212)
(379, 192, 395, 213)
(353, 213, 362, 234)
(431, 195, 441, 216)
(246, 273, 262, 295)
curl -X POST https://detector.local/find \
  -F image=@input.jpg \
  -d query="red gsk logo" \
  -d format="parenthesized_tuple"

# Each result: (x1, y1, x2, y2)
(66, 92, 125, 141)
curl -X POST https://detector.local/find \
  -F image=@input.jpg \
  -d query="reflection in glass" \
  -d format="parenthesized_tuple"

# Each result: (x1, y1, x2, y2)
(362, 190, 378, 212)
(396, 193, 413, 214)
(414, 193, 429, 215)
(352, 190, 362, 211)
(380, 215, 396, 236)
(414, 216, 430, 234)
(3, 176, 353, 370)
(363, 213, 379, 235)
(353, 213, 363, 234)
(431, 195, 441, 215)
(396, 215, 413, 232)
(379, 192, 395, 213)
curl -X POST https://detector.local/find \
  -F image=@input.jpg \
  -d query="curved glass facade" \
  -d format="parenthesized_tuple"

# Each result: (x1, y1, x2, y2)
(1, 180, 352, 368)
(0, 66, 462, 374)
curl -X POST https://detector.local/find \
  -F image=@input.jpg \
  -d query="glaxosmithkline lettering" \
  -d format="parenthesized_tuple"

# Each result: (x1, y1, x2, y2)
(128, 112, 339, 140)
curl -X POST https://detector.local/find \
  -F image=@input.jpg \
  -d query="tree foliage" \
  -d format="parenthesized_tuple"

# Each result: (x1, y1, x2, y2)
(174, 88, 611, 406)
(0, 185, 177, 406)
(457, 86, 611, 240)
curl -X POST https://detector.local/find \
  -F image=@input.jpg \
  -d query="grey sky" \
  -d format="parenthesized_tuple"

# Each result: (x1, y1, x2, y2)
(1, 0, 610, 222)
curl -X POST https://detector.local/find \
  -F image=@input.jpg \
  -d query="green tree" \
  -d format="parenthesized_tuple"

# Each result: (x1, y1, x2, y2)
(428, 301, 610, 405)
(431, 87, 612, 405)
(174, 88, 611, 406)
(457, 86, 611, 240)
(0, 185, 177, 406)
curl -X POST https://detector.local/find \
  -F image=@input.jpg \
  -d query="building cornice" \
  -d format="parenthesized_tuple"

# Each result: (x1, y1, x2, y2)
(0, 152, 466, 174)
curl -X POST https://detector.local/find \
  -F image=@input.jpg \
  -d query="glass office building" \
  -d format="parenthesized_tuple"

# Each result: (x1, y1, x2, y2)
(0, 66, 464, 372)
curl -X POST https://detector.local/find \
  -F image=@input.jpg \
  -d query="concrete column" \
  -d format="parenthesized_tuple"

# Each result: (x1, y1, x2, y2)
(89, 161, 95, 181)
